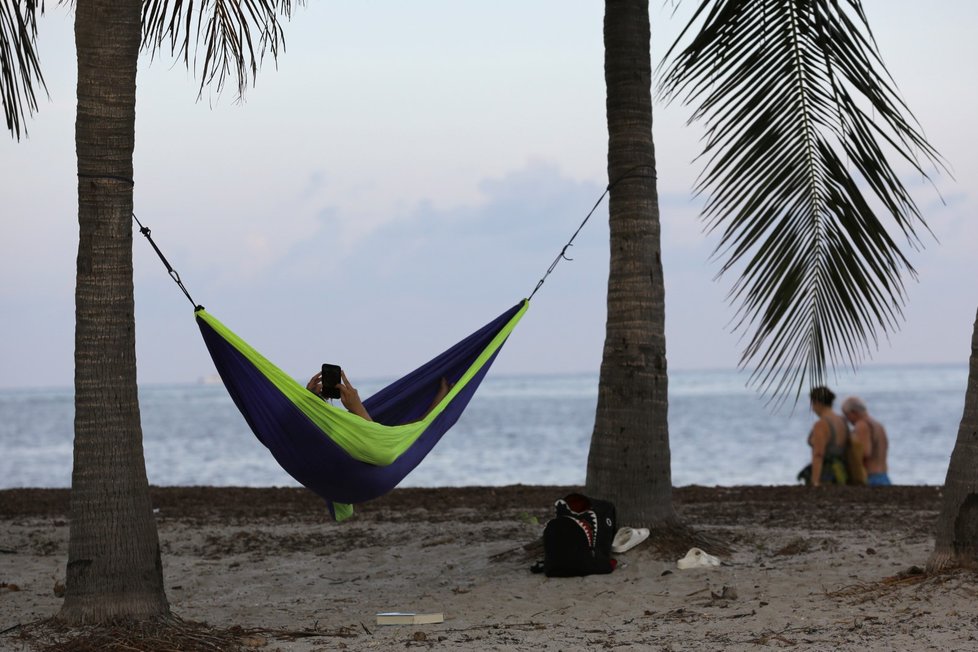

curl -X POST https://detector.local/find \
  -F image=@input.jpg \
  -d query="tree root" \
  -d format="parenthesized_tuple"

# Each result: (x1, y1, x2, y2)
(643, 521, 733, 559)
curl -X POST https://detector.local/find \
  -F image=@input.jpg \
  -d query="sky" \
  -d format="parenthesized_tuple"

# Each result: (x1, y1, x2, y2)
(1, 1, 976, 391)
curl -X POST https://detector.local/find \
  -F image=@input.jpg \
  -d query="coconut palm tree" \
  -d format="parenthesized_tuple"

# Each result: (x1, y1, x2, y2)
(657, 0, 945, 398)
(64, 0, 167, 623)
(585, 0, 678, 528)
(588, 0, 948, 531)
(70, 0, 297, 623)
(4, 0, 297, 623)
(929, 310, 978, 570)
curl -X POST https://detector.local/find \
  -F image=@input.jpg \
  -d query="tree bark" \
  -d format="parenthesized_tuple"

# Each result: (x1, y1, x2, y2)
(586, 0, 677, 527)
(929, 306, 978, 571)
(60, 0, 169, 623)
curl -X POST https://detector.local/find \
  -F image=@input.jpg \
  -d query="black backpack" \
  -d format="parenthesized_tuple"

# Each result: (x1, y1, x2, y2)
(535, 493, 617, 577)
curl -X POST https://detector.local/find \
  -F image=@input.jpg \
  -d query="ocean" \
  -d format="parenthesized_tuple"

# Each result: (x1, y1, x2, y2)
(0, 364, 967, 490)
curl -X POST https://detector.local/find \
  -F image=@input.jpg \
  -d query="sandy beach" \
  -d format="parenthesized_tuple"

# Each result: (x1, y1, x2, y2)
(2, 484, 976, 651)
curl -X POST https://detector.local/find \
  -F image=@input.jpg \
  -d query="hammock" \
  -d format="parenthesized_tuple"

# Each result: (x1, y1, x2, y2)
(195, 300, 528, 520)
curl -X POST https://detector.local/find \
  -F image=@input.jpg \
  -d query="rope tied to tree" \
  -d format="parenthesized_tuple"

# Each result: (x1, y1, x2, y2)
(74, 172, 199, 308)
(77, 173, 136, 186)
(128, 164, 654, 310)
(131, 213, 200, 311)
(527, 164, 655, 301)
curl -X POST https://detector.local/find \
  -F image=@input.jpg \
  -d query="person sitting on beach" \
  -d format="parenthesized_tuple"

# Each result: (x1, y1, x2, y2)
(804, 386, 850, 486)
(841, 396, 891, 486)
(306, 369, 451, 422)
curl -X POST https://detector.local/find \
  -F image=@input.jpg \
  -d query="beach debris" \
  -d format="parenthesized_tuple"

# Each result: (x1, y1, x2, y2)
(894, 565, 926, 579)
(711, 585, 738, 601)
(774, 537, 811, 556)
(10, 619, 286, 651)
(677, 548, 721, 570)
(518, 511, 540, 526)
(240, 633, 269, 647)
(421, 534, 455, 548)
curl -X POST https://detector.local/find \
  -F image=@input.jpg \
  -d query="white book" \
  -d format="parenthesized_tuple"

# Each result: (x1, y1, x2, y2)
(375, 612, 444, 626)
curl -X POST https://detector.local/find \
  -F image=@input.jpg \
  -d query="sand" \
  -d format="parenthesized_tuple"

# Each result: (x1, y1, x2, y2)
(2, 485, 977, 651)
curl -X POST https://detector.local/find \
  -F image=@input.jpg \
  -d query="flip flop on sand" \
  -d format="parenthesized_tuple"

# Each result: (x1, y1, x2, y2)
(676, 547, 721, 569)
(611, 527, 650, 553)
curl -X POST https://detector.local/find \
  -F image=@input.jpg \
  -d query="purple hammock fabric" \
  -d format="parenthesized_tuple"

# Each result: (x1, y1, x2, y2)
(196, 302, 524, 516)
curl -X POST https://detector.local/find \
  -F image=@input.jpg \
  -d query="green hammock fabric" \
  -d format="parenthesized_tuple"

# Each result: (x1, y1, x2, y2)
(196, 301, 528, 519)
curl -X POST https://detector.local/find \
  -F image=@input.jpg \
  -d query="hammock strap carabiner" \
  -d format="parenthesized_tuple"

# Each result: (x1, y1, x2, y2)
(527, 164, 655, 301)
(132, 213, 201, 311)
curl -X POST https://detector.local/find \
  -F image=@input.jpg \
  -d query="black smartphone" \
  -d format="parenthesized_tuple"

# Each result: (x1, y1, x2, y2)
(321, 363, 341, 399)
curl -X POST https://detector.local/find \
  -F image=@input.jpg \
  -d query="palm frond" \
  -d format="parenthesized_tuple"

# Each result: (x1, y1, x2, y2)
(657, 0, 947, 400)
(1, 0, 46, 140)
(141, 0, 299, 99)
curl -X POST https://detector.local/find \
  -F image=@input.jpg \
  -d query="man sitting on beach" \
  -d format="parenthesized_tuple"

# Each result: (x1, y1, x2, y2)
(841, 396, 891, 486)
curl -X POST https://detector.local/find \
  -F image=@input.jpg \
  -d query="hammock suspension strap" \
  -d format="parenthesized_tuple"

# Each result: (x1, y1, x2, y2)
(527, 164, 655, 300)
(75, 171, 200, 310)
(133, 164, 655, 306)
(132, 212, 201, 311)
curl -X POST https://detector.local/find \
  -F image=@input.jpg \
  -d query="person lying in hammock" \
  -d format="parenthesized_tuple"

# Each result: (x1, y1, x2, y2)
(306, 369, 452, 422)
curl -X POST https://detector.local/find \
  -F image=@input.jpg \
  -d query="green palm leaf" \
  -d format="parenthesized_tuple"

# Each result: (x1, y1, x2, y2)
(1, 0, 45, 140)
(658, 0, 946, 399)
(141, 0, 299, 98)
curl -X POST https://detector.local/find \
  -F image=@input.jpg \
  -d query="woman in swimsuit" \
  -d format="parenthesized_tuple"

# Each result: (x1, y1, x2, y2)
(807, 386, 850, 486)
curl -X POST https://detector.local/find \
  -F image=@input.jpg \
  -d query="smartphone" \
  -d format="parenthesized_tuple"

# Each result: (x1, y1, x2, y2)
(321, 363, 342, 399)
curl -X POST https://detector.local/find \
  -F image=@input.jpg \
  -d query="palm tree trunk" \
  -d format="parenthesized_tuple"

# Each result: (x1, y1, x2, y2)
(929, 306, 978, 571)
(59, 0, 169, 623)
(586, 0, 677, 527)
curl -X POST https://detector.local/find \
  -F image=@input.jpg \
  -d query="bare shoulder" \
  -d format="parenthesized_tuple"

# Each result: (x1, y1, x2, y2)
(810, 418, 829, 442)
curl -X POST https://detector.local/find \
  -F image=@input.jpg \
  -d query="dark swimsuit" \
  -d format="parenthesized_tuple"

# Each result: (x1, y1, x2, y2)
(808, 417, 847, 484)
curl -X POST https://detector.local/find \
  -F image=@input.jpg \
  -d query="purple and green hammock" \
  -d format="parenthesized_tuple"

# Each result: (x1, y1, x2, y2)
(135, 180, 609, 521)
(195, 300, 528, 520)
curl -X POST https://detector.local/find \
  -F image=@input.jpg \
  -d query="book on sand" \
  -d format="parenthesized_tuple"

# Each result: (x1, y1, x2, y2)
(375, 612, 444, 626)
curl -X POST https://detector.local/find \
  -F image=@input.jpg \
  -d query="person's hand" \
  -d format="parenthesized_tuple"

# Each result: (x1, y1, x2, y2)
(338, 370, 372, 421)
(306, 371, 323, 395)
(337, 370, 360, 409)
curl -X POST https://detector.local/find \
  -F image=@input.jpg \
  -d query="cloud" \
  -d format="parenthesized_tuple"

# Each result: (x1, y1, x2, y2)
(4, 0, 977, 390)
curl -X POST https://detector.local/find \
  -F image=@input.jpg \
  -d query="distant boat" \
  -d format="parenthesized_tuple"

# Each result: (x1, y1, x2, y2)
(197, 374, 223, 386)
